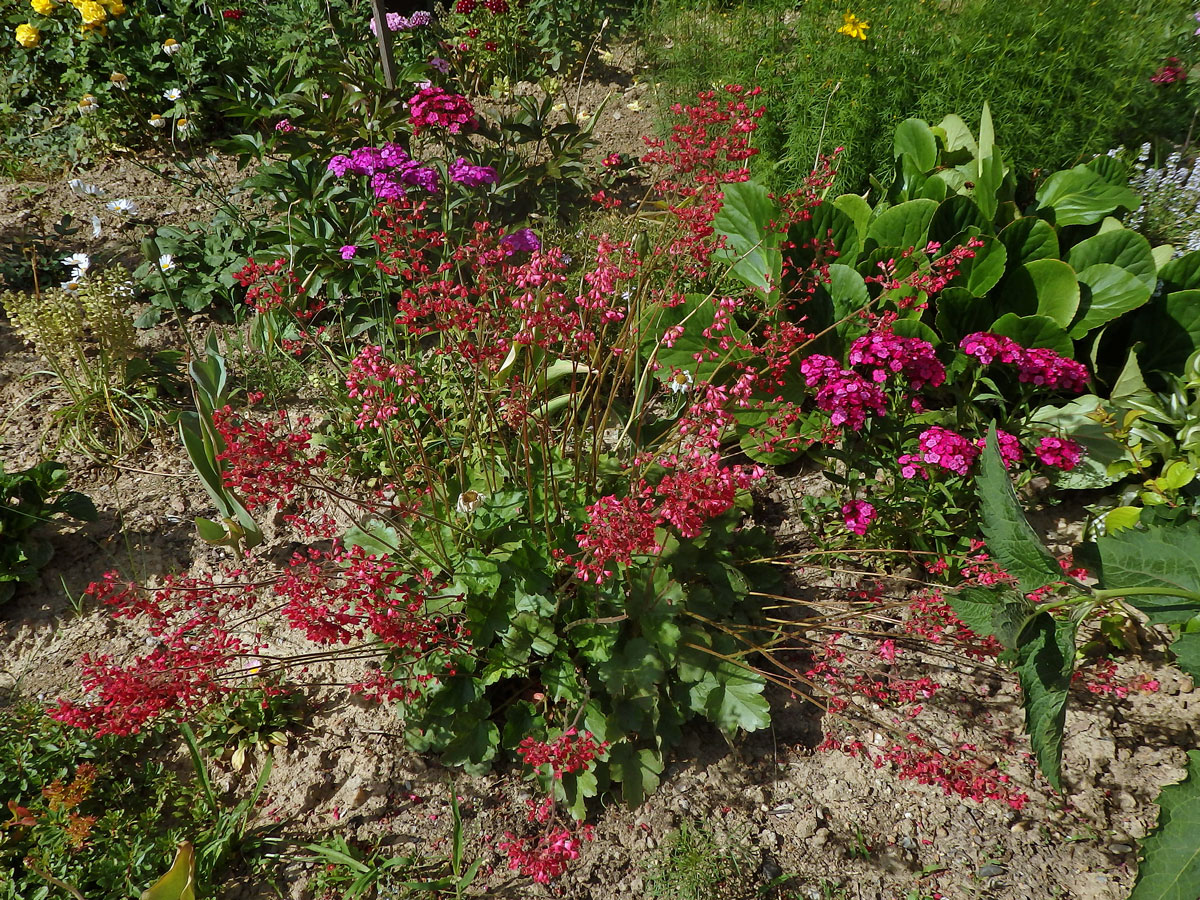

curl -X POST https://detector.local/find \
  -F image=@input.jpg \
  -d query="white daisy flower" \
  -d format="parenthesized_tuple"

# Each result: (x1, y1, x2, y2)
(162, 38, 182, 55)
(67, 179, 105, 199)
(158, 253, 176, 273)
(77, 94, 100, 115)
(62, 252, 91, 273)
(667, 369, 693, 394)
(90, 215, 102, 239)
(148, 113, 167, 129)
(456, 490, 483, 515)
(163, 88, 182, 102)
(106, 198, 139, 215)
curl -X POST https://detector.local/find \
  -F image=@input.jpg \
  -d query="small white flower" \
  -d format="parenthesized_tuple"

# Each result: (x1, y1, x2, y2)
(162, 38, 182, 55)
(70, 266, 87, 282)
(90, 215, 102, 239)
(77, 94, 99, 115)
(667, 369, 693, 394)
(163, 87, 182, 102)
(456, 490, 483, 515)
(106, 198, 139, 216)
(158, 253, 176, 273)
(62, 252, 91, 273)
(175, 117, 192, 138)
(148, 113, 167, 129)
(625, 99, 643, 112)
(67, 179, 105, 199)
(109, 72, 129, 90)
(60, 279, 81, 292)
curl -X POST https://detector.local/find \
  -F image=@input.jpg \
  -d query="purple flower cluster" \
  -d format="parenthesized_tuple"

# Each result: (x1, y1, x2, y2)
(369, 9, 431, 34)
(959, 332, 1089, 393)
(409, 86, 476, 135)
(801, 354, 888, 431)
(1034, 436, 1083, 471)
(449, 157, 498, 186)
(500, 228, 541, 254)
(849, 330, 946, 390)
(328, 144, 440, 200)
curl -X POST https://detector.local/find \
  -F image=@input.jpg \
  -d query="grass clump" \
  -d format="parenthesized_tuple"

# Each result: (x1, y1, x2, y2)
(640, 0, 1192, 193)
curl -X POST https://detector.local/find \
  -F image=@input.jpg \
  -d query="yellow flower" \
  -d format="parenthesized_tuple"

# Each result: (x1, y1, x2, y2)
(837, 11, 869, 40)
(15, 23, 40, 46)
(78, 0, 105, 24)
(30, 0, 57, 15)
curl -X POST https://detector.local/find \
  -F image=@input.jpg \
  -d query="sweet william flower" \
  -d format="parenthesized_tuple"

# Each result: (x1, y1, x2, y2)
(15, 24, 40, 47)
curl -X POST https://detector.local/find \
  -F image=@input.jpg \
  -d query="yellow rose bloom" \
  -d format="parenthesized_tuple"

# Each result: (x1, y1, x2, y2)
(79, 0, 105, 24)
(30, 0, 57, 15)
(15, 23, 40, 47)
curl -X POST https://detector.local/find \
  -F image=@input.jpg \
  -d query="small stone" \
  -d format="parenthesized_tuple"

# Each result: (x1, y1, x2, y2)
(1109, 843, 1134, 854)
(977, 864, 1006, 878)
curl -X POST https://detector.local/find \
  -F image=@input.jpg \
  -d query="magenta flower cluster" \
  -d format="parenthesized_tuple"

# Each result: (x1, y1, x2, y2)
(801, 355, 888, 431)
(959, 332, 1088, 393)
(408, 86, 477, 135)
(369, 9, 431, 34)
(327, 144, 440, 200)
(842, 499, 876, 535)
(848, 331, 946, 390)
(449, 156, 498, 186)
(1034, 436, 1083, 471)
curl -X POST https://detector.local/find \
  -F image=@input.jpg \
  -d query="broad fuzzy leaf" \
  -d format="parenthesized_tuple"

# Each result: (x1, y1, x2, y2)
(977, 425, 1065, 593)
(1096, 522, 1200, 624)
(1016, 613, 1076, 792)
(1130, 749, 1200, 900)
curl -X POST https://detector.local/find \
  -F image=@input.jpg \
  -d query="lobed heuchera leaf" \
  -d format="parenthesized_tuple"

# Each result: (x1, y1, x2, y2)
(1129, 749, 1200, 900)
(1096, 522, 1200, 624)
(977, 425, 1065, 593)
(1016, 612, 1076, 792)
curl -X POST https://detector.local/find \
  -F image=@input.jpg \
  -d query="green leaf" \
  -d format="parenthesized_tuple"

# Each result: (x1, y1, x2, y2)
(953, 233, 1006, 297)
(1104, 507, 1143, 533)
(865, 199, 938, 251)
(1069, 263, 1153, 338)
(606, 744, 664, 807)
(1000, 259, 1079, 326)
(1169, 632, 1200, 681)
(998, 217, 1059, 265)
(936, 113, 977, 156)
(934, 287, 994, 344)
(894, 118, 938, 171)
(194, 516, 230, 544)
(343, 519, 402, 558)
(1159, 252, 1200, 291)
(141, 843, 196, 900)
(929, 195, 989, 245)
(1016, 613, 1076, 792)
(989, 313, 1074, 358)
(1096, 522, 1200, 624)
(832, 193, 872, 246)
(55, 491, 97, 522)
(947, 586, 1031, 650)
(1035, 165, 1140, 226)
(1135, 292, 1200, 374)
(977, 424, 1065, 593)
(597, 637, 665, 696)
(702, 662, 770, 734)
(713, 181, 782, 295)
(1067, 228, 1157, 292)
(1129, 749, 1200, 900)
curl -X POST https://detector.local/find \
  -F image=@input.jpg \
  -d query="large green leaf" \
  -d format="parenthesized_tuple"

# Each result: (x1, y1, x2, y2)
(1069, 263, 1152, 339)
(929, 195, 989, 244)
(606, 744, 664, 807)
(1170, 632, 1200, 681)
(1159, 252, 1200, 291)
(1134, 291, 1200, 374)
(1067, 229, 1157, 292)
(934, 287, 994, 344)
(713, 181, 782, 295)
(952, 233, 1006, 297)
(1035, 165, 1140, 226)
(832, 193, 872, 247)
(1000, 259, 1079, 326)
(947, 586, 1031, 651)
(695, 662, 770, 733)
(894, 118, 938, 171)
(141, 843, 196, 900)
(1129, 749, 1200, 900)
(998, 217, 1059, 266)
(1096, 523, 1200, 624)
(990, 313, 1073, 358)
(1016, 613, 1076, 792)
(935, 112, 977, 156)
(865, 199, 938, 251)
(977, 425, 1065, 593)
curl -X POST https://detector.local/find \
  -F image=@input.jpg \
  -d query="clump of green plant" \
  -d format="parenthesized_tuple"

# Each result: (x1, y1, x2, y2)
(646, 818, 754, 900)
(1119, 144, 1200, 253)
(0, 704, 201, 900)
(192, 686, 304, 771)
(0, 212, 82, 293)
(2, 264, 184, 456)
(0, 459, 96, 604)
(641, 0, 1191, 193)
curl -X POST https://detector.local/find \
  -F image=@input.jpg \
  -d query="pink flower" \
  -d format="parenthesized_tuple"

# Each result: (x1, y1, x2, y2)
(274, 118, 293, 133)
(842, 499, 876, 535)
(959, 332, 1024, 366)
(340, 245, 357, 260)
(1034, 436, 1083, 471)
(1152, 57, 1188, 85)
(848, 331, 945, 390)
(914, 426, 979, 476)
(408, 86, 476, 135)
(975, 428, 1023, 469)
